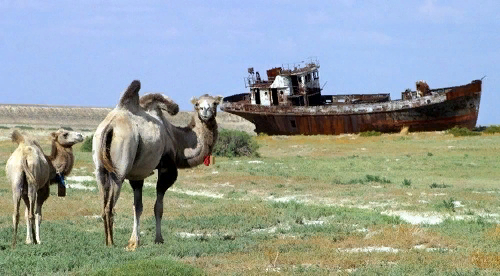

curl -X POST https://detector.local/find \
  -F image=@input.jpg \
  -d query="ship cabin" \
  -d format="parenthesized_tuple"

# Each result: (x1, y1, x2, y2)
(245, 60, 321, 107)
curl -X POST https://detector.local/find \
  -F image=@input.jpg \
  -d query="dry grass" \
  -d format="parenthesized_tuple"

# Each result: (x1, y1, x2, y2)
(1, 126, 500, 274)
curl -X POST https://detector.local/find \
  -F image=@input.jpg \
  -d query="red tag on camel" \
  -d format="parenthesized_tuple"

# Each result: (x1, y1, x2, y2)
(204, 155, 211, 166)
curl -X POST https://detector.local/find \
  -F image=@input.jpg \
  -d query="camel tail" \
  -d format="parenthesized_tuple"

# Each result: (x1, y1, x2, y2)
(21, 147, 37, 185)
(118, 80, 141, 111)
(98, 124, 115, 174)
(11, 130, 25, 145)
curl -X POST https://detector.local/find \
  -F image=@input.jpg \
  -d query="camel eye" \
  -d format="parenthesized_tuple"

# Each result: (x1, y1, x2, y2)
(63, 133, 68, 138)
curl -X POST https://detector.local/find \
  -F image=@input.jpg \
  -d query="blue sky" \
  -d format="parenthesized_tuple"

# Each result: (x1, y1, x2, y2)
(1, 0, 498, 125)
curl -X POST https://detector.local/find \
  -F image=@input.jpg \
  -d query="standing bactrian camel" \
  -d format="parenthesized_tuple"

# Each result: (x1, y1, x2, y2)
(93, 80, 221, 250)
(7, 129, 84, 247)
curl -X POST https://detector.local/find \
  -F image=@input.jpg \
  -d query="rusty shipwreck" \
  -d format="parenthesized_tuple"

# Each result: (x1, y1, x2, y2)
(220, 59, 482, 135)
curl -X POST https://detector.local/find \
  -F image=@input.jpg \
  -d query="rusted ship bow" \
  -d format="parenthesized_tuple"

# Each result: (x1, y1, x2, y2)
(221, 59, 482, 135)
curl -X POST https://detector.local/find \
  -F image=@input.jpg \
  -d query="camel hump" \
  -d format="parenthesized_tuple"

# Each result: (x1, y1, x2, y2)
(140, 93, 180, 116)
(118, 80, 141, 111)
(11, 130, 25, 145)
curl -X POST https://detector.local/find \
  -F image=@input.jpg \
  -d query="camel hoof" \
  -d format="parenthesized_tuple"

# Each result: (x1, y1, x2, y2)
(126, 241, 139, 251)
(154, 237, 164, 244)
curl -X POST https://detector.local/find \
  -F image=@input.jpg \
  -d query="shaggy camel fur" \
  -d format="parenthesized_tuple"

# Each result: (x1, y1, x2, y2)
(7, 129, 83, 247)
(93, 80, 222, 249)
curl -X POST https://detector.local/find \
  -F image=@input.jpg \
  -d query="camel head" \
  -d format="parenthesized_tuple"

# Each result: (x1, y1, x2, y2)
(191, 94, 223, 123)
(50, 129, 84, 147)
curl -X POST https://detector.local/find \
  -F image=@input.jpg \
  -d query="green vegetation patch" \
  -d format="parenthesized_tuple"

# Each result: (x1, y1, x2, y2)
(446, 126, 481, 137)
(14, 125, 34, 130)
(80, 134, 93, 152)
(359, 130, 382, 137)
(93, 258, 205, 276)
(483, 125, 500, 134)
(213, 129, 259, 157)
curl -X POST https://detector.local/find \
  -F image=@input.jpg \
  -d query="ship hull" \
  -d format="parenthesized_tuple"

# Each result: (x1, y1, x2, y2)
(221, 80, 482, 135)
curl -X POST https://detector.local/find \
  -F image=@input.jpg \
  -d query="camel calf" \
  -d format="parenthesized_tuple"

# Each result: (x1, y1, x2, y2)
(7, 129, 83, 247)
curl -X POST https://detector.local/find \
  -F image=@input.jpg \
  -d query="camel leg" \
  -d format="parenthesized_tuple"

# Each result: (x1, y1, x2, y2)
(12, 191, 21, 248)
(22, 186, 36, 244)
(127, 180, 143, 251)
(154, 157, 178, 244)
(34, 184, 49, 244)
(100, 173, 122, 246)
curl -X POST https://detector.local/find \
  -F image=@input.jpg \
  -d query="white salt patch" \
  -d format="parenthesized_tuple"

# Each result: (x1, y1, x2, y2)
(356, 228, 368, 233)
(433, 193, 447, 196)
(144, 182, 155, 187)
(252, 224, 290, 234)
(212, 171, 219, 174)
(216, 182, 234, 188)
(360, 148, 367, 151)
(338, 246, 399, 253)
(248, 160, 264, 164)
(382, 211, 443, 225)
(177, 232, 210, 238)
(67, 176, 94, 182)
(406, 192, 413, 196)
(303, 220, 324, 225)
(372, 185, 382, 188)
(267, 196, 298, 203)
(84, 215, 101, 219)
(68, 183, 96, 191)
(418, 200, 429, 204)
(453, 201, 463, 208)
(413, 245, 448, 252)
(253, 226, 277, 234)
(169, 188, 224, 199)
(395, 159, 399, 161)
(266, 267, 281, 273)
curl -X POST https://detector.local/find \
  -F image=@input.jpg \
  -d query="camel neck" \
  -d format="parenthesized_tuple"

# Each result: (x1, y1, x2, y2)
(174, 115, 218, 168)
(48, 142, 75, 176)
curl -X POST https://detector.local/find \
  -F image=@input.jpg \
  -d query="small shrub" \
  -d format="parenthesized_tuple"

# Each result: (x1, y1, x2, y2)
(15, 125, 34, 130)
(446, 126, 481, 137)
(60, 126, 73, 131)
(483, 125, 500, 134)
(213, 129, 259, 157)
(429, 183, 452, 189)
(442, 197, 456, 212)
(427, 152, 433, 157)
(365, 174, 391, 184)
(359, 130, 382, 137)
(337, 174, 391, 185)
(402, 178, 412, 187)
(80, 134, 93, 152)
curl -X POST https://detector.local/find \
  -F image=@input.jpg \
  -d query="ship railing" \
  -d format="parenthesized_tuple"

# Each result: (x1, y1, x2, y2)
(281, 57, 320, 73)
(222, 93, 250, 103)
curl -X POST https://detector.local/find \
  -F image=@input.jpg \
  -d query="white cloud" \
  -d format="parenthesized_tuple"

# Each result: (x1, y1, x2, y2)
(418, 0, 464, 22)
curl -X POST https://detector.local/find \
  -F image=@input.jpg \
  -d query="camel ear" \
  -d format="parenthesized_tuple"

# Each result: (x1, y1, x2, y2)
(215, 95, 223, 105)
(190, 96, 198, 105)
(50, 132, 58, 140)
